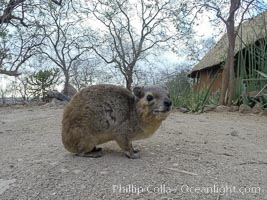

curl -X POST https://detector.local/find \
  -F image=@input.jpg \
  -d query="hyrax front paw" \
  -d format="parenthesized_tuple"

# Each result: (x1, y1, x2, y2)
(116, 138, 140, 159)
(125, 151, 140, 159)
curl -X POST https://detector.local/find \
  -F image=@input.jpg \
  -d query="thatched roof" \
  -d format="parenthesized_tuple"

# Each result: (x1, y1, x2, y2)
(189, 11, 267, 78)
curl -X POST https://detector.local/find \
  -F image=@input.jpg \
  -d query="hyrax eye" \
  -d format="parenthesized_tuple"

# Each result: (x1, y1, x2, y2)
(146, 95, 154, 102)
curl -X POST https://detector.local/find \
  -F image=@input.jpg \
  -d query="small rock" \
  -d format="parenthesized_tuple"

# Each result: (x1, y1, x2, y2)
(172, 163, 179, 167)
(14, 105, 24, 109)
(51, 98, 68, 106)
(38, 102, 47, 106)
(252, 103, 263, 114)
(260, 108, 267, 116)
(230, 106, 239, 112)
(50, 162, 58, 166)
(100, 171, 108, 175)
(81, 185, 86, 189)
(73, 169, 81, 174)
(178, 107, 189, 113)
(203, 105, 216, 112)
(239, 104, 252, 114)
(230, 131, 238, 137)
(215, 105, 231, 112)
(51, 98, 58, 105)
(60, 168, 69, 173)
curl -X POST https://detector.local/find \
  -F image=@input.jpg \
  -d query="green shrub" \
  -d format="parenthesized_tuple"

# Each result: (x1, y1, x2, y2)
(168, 79, 218, 113)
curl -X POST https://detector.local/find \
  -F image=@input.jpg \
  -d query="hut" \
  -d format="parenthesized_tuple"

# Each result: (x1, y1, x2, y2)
(189, 11, 267, 95)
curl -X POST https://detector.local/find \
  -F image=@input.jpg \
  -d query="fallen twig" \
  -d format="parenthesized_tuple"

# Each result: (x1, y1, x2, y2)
(239, 161, 267, 165)
(166, 168, 198, 176)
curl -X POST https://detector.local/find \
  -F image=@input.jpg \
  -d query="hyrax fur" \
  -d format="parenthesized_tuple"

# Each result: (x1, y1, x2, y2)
(61, 84, 172, 159)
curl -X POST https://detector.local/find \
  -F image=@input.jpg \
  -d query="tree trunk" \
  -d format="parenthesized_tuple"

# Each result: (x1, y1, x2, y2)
(227, 43, 236, 106)
(126, 76, 133, 91)
(219, 33, 236, 105)
(219, 0, 239, 106)
(226, 28, 236, 106)
(226, 10, 237, 106)
(219, 59, 230, 105)
(125, 68, 133, 91)
(63, 71, 70, 96)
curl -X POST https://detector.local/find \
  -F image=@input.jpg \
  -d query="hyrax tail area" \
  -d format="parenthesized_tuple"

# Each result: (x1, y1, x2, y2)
(61, 120, 98, 154)
(61, 84, 172, 158)
(61, 84, 136, 155)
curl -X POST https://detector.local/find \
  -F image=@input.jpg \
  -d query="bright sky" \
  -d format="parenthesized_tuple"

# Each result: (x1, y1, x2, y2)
(1, 1, 266, 95)
(0, 75, 13, 94)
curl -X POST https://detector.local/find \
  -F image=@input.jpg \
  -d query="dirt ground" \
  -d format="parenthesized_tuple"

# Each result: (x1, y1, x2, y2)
(0, 106, 266, 200)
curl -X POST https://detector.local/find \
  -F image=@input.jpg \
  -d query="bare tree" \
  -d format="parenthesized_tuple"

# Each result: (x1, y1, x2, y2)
(39, 2, 92, 96)
(0, 0, 27, 27)
(15, 74, 30, 101)
(0, 0, 65, 77)
(71, 59, 100, 91)
(0, 0, 63, 27)
(84, 0, 176, 90)
(0, 25, 44, 77)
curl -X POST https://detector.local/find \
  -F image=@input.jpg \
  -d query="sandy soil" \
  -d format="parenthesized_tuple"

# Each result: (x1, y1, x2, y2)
(0, 106, 267, 200)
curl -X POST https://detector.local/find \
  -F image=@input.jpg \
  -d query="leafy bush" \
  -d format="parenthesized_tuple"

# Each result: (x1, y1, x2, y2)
(235, 32, 267, 108)
(26, 68, 60, 101)
(166, 71, 218, 113)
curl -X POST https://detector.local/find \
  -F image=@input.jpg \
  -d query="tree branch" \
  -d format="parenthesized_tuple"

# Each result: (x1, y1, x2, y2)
(0, 69, 21, 76)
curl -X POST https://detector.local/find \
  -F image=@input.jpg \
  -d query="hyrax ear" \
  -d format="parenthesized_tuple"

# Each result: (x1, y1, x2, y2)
(133, 86, 144, 98)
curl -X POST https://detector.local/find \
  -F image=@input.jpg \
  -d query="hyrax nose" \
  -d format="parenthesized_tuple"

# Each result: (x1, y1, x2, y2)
(164, 99, 172, 107)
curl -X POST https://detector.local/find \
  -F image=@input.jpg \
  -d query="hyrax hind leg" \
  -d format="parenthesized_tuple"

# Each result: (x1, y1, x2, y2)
(77, 146, 103, 158)
(75, 131, 102, 158)
(115, 136, 140, 159)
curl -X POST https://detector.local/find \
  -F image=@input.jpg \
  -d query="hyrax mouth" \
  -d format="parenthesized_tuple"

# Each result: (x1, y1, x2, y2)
(153, 108, 171, 114)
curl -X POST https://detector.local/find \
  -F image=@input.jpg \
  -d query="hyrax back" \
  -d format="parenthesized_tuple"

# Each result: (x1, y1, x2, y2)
(61, 84, 172, 159)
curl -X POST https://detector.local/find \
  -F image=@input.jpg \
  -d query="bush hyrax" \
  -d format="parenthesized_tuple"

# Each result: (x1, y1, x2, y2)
(61, 84, 172, 159)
